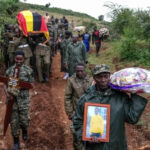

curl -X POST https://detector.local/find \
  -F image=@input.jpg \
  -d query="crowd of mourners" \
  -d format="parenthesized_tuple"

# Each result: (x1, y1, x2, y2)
(0, 12, 148, 150)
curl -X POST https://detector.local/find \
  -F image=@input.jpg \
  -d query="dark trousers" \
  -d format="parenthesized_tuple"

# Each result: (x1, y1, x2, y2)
(95, 42, 101, 54)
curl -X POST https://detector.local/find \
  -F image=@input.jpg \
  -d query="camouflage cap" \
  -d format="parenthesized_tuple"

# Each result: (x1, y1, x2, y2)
(92, 64, 110, 75)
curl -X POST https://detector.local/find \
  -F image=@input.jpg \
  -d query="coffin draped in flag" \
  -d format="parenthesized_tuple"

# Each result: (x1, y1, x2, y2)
(17, 10, 49, 44)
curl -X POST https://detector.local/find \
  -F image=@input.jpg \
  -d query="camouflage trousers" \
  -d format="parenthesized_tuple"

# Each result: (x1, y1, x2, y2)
(70, 122, 84, 150)
(10, 98, 30, 138)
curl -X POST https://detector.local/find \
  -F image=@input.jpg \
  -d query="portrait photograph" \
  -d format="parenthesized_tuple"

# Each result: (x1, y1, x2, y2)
(82, 102, 110, 142)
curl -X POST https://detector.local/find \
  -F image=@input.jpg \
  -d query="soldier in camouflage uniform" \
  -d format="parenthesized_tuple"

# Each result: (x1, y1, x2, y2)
(65, 35, 87, 77)
(48, 21, 56, 57)
(65, 63, 93, 150)
(7, 28, 21, 66)
(4, 51, 34, 150)
(1, 24, 14, 68)
(53, 20, 59, 55)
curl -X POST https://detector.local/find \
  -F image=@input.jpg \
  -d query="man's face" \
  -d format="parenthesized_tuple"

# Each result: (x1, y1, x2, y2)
(95, 108, 99, 115)
(72, 36, 78, 43)
(94, 72, 110, 90)
(15, 55, 24, 67)
(15, 28, 20, 37)
(76, 66, 86, 79)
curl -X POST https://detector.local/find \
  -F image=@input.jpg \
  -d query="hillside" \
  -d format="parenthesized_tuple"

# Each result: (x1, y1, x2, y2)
(0, 1, 100, 27)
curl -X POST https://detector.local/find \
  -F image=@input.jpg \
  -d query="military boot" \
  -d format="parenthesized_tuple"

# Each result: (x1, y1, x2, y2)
(22, 128, 28, 141)
(13, 137, 20, 150)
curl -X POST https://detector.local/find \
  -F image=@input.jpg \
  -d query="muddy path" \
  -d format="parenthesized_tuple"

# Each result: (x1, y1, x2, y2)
(0, 53, 73, 150)
(0, 52, 149, 150)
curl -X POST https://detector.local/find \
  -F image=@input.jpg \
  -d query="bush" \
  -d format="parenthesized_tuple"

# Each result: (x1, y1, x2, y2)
(120, 37, 138, 61)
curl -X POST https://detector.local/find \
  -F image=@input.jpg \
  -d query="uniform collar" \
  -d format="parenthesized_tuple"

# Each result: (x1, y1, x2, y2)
(89, 85, 115, 96)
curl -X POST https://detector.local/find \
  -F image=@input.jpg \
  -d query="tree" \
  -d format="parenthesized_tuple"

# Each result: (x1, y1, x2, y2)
(45, 3, 51, 8)
(0, 0, 19, 16)
(98, 15, 104, 21)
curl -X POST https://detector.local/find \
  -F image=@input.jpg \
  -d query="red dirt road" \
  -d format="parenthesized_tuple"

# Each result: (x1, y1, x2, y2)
(0, 53, 73, 150)
(0, 52, 149, 150)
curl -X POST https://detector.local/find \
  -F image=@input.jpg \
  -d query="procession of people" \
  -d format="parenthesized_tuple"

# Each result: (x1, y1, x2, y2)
(0, 10, 148, 150)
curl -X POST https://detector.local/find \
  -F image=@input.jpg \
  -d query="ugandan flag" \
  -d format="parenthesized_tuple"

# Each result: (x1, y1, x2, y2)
(17, 10, 49, 44)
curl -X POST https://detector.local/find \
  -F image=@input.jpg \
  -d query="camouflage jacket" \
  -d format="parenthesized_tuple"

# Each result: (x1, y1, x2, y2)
(64, 74, 93, 117)
(6, 64, 34, 100)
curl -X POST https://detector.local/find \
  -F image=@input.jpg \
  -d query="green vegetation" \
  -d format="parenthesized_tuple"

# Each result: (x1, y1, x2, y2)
(105, 2, 150, 68)
(0, 0, 98, 40)
(18, 2, 97, 21)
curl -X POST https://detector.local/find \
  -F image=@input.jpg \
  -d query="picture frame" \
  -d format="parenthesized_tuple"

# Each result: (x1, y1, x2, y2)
(82, 102, 110, 142)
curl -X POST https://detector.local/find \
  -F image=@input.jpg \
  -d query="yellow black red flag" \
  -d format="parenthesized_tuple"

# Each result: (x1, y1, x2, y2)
(17, 10, 49, 44)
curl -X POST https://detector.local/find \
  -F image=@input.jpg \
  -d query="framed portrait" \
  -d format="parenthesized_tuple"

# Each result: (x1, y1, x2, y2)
(82, 102, 110, 142)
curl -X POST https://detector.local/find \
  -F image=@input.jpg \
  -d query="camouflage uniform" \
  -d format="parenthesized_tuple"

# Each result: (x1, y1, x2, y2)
(48, 25, 55, 57)
(7, 35, 20, 66)
(17, 37, 33, 66)
(52, 23, 59, 55)
(1, 29, 11, 68)
(65, 41, 87, 76)
(65, 74, 93, 150)
(6, 64, 34, 138)
(35, 43, 51, 82)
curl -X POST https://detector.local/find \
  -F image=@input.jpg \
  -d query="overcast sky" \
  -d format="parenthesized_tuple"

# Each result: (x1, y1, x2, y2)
(20, 0, 150, 21)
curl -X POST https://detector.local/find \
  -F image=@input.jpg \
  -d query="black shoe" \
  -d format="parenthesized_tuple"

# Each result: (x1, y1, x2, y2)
(22, 129, 28, 141)
(45, 77, 49, 82)
(13, 137, 20, 150)
(12, 143, 20, 150)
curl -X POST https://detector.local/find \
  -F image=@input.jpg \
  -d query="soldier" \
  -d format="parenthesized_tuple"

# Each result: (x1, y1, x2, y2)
(35, 37, 51, 82)
(57, 23, 65, 40)
(65, 34, 87, 77)
(17, 33, 33, 66)
(1, 24, 14, 68)
(4, 51, 34, 150)
(59, 31, 72, 79)
(65, 63, 93, 150)
(7, 27, 20, 66)
(50, 20, 57, 56)
(73, 64, 148, 150)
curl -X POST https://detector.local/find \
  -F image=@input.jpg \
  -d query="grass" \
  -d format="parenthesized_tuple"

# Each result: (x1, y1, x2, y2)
(87, 40, 143, 74)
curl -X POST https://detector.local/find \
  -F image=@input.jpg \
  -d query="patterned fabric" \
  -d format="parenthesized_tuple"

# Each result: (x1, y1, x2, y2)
(6, 64, 34, 137)
(92, 64, 110, 75)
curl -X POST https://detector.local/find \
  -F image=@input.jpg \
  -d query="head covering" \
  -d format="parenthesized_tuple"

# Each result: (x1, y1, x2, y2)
(92, 64, 110, 75)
